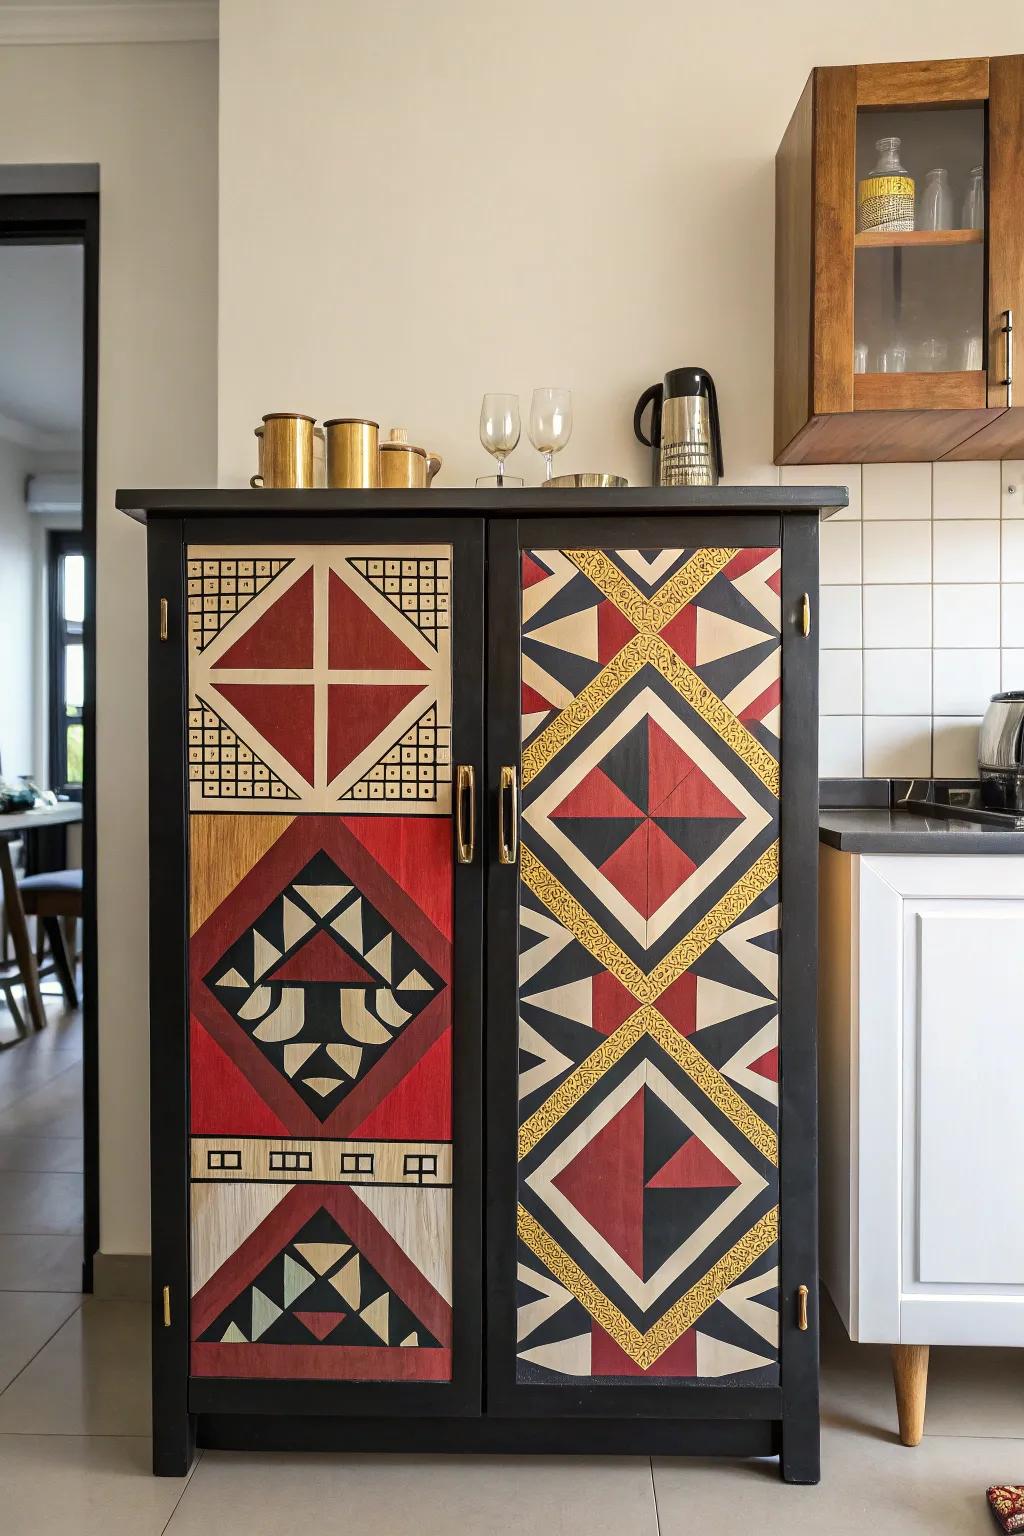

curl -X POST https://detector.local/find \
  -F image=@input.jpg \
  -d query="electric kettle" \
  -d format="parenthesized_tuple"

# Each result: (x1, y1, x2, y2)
(633, 367, 724, 487)
(978, 691, 1024, 813)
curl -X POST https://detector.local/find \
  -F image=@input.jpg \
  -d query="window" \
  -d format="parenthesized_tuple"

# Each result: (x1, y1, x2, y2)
(49, 531, 85, 797)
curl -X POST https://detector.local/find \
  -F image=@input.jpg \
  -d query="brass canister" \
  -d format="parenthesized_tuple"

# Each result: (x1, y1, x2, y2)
(313, 426, 326, 487)
(324, 418, 380, 488)
(251, 413, 316, 488)
(379, 427, 442, 489)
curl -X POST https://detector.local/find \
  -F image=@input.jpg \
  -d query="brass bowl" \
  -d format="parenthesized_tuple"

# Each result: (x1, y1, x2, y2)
(541, 472, 629, 489)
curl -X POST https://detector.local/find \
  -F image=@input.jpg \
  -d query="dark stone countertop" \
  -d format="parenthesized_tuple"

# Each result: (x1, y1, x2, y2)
(819, 807, 1024, 855)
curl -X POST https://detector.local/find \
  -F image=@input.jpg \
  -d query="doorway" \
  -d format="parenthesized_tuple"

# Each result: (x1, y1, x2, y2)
(0, 188, 99, 1300)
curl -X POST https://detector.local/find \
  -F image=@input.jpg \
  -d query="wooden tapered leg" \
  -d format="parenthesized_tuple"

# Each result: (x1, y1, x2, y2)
(891, 1344, 929, 1446)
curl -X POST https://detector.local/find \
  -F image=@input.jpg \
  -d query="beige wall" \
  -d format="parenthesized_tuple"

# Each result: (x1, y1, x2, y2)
(218, 0, 1024, 488)
(0, 41, 218, 1255)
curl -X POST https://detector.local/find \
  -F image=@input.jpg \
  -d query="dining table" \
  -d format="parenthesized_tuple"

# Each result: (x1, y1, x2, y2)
(0, 801, 82, 1036)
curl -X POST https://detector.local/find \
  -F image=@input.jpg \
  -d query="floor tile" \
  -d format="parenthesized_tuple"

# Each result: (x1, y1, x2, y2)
(0, 1434, 192, 1536)
(0, 1056, 81, 1112)
(0, 1169, 83, 1234)
(0, 1233, 82, 1291)
(166, 1453, 659, 1536)
(0, 1068, 82, 1137)
(0, 1290, 80, 1392)
(0, 1297, 149, 1435)
(0, 1134, 83, 1172)
(653, 1428, 1019, 1534)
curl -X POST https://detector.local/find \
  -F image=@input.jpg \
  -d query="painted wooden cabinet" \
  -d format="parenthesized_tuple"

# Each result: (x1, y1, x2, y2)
(775, 54, 1024, 463)
(123, 487, 838, 1481)
(819, 848, 1024, 1444)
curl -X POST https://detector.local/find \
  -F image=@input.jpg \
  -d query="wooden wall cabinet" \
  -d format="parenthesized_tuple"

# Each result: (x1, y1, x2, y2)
(775, 55, 1024, 463)
(119, 485, 844, 1483)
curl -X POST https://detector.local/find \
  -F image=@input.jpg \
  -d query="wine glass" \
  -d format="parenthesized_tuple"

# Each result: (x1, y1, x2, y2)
(479, 393, 520, 484)
(528, 387, 572, 481)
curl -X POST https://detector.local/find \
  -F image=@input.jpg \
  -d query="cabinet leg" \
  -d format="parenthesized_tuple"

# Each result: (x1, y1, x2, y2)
(891, 1344, 929, 1447)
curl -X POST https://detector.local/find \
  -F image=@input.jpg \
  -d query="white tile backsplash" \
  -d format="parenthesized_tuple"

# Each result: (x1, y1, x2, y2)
(863, 715, 931, 776)
(862, 648, 931, 715)
(862, 462, 931, 520)
(819, 716, 863, 777)
(932, 461, 1001, 519)
(810, 459, 1022, 778)
(819, 520, 862, 584)
(862, 520, 931, 583)
(818, 584, 862, 649)
(932, 649, 999, 716)
(820, 650, 863, 714)
(932, 717, 983, 777)
(932, 520, 1000, 582)
(932, 584, 1000, 648)
(862, 584, 931, 648)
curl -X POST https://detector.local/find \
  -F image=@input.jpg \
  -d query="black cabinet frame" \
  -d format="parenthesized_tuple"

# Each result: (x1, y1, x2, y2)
(127, 487, 843, 1482)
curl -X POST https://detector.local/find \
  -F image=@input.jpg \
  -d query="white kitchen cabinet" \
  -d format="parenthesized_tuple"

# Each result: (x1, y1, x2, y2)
(819, 847, 1024, 1443)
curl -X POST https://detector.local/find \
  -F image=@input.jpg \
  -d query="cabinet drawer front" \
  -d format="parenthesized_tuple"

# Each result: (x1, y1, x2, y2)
(183, 536, 479, 1403)
(498, 535, 784, 1399)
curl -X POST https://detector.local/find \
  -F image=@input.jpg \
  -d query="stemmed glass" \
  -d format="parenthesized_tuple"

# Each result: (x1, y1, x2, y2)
(479, 393, 521, 485)
(528, 387, 572, 481)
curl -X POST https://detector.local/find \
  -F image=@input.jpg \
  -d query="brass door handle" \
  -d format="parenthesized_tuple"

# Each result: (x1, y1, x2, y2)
(498, 765, 519, 866)
(455, 764, 476, 864)
(800, 593, 811, 637)
(796, 1283, 809, 1331)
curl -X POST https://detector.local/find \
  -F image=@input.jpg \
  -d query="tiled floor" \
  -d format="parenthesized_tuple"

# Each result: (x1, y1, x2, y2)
(0, 997, 1020, 1534)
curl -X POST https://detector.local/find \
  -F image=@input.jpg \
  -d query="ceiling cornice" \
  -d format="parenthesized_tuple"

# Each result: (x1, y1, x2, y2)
(0, 411, 81, 452)
(0, 2, 218, 46)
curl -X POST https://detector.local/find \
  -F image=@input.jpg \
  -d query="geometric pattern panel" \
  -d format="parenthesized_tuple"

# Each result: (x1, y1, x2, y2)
(187, 545, 452, 814)
(516, 546, 781, 1386)
(189, 813, 453, 1381)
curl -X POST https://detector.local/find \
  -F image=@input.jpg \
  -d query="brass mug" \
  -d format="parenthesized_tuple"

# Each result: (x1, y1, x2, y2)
(250, 413, 316, 488)
(324, 418, 380, 488)
(379, 429, 443, 489)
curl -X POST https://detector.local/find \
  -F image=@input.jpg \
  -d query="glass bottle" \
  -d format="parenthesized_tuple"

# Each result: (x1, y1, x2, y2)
(858, 136, 914, 233)
(919, 168, 953, 232)
(962, 165, 984, 230)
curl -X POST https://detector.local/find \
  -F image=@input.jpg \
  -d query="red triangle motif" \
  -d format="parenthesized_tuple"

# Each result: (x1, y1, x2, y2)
(739, 678, 781, 725)
(345, 816, 453, 944)
(724, 547, 773, 580)
(327, 682, 425, 781)
(328, 569, 427, 671)
(591, 971, 640, 1035)
(659, 603, 697, 664)
(217, 568, 314, 669)
(646, 820, 696, 915)
(597, 599, 637, 663)
(214, 683, 315, 783)
(189, 1016, 290, 1136)
(350, 1026, 451, 1140)
(522, 681, 556, 713)
(552, 764, 644, 820)
(599, 821, 650, 915)
(655, 971, 697, 1035)
(647, 1133, 740, 1190)
(522, 553, 549, 589)
(294, 1310, 346, 1341)
(647, 718, 699, 811)
(551, 1087, 646, 1276)
(653, 766, 741, 821)
(267, 928, 373, 985)
(749, 1046, 779, 1082)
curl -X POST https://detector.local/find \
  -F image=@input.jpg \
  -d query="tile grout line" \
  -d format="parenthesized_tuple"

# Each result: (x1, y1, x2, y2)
(158, 1447, 206, 1533)
(0, 1296, 83, 1403)
(649, 1455, 663, 1536)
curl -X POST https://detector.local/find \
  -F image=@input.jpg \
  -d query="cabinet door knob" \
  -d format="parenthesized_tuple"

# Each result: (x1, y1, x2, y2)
(796, 1283, 809, 1331)
(498, 765, 519, 866)
(455, 764, 476, 864)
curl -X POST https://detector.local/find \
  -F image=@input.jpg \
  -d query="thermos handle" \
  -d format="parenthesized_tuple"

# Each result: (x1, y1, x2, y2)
(633, 383, 663, 448)
(705, 373, 724, 479)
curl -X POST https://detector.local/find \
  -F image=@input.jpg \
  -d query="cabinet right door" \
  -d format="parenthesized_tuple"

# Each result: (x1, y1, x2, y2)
(486, 514, 815, 1423)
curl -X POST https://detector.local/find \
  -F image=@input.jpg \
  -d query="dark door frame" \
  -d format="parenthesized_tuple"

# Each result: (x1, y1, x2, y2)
(0, 185, 100, 1292)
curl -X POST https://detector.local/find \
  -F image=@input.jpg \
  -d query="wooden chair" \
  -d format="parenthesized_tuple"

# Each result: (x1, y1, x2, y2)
(18, 868, 82, 1010)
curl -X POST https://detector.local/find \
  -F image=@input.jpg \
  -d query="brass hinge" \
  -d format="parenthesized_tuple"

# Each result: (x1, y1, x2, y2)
(158, 597, 169, 642)
(162, 1284, 171, 1327)
(800, 593, 811, 638)
(796, 1283, 809, 1331)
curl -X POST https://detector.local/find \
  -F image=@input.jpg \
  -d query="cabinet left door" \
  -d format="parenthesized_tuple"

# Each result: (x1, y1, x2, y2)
(150, 518, 484, 1460)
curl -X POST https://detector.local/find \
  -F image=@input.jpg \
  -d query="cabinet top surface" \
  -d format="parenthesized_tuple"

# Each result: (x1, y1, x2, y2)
(820, 808, 1024, 855)
(116, 485, 847, 524)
